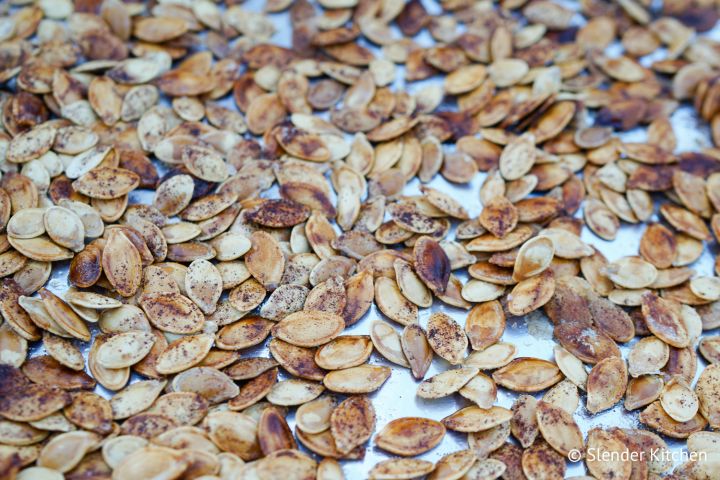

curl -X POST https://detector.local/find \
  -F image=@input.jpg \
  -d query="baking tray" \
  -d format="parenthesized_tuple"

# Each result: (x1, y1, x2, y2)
(24, 0, 720, 477)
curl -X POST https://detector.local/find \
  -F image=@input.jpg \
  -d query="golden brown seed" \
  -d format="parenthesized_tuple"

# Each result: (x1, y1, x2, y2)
(417, 367, 479, 400)
(217, 317, 273, 351)
(586, 356, 628, 414)
(695, 363, 720, 430)
(641, 292, 690, 348)
(413, 236, 451, 293)
(374, 276, 418, 326)
(507, 270, 555, 316)
(628, 336, 669, 378)
(156, 334, 213, 375)
(441, 405, 513, 433)
(272, 310, 345, 348)
(492, 357, 562, 393)
(426, 312, 467, 365)
(465, 300, 505, 351)
(585, 428, 632, 480)
(96, 331, 155, 369)
(535, 400, 583, 457)
(330, 395, 375, 454)
(625, 375, 664, 411)
(375, 417, 445, 456)
(370, 321, 409, 368)
(369, 458, 435, 480)
(513, 236, 554, 281)
(246, 231, 285, 291)
(323, 364, 391, 394)
(400, 324, 432, 380)
(139, 292, 205, 334)
(639, 401, 707, 439)
(102, 229, 141, 298)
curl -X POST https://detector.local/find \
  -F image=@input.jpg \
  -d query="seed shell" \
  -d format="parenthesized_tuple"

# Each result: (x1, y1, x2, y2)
(323, 364, 391, 394)
(426, 312, 467, 365)
(492, 357, 562, 393)
(535, 400, 583, 457)
(586, 356, 628, 414)
(375, 417, 446, 456)
(417, 367, 479, 399)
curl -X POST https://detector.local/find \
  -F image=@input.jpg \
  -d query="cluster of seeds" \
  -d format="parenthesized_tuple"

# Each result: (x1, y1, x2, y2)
(1, 0, 720, 478)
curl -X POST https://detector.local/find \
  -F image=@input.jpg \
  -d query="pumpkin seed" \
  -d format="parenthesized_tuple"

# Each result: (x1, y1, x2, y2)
(465, 342, 517, 370)
(369, 458, 435, 480)
(330, 395, 375, 454)
(7, 208, 46, 239)
(426, 312, 467, 365)
(417, 367, 479, 399)
(96, 331, 155, 369)
(7, 126, 56, 164)
(660, 376, 699, 423)
(699, 336, 720, 364)
(228, 367, 278, 411)
(257, 407, 299, 455)
(467, 225, 534, 252)
(510, 394, 539, 449)
(272, 310, 344, 348)
(72, 167, 139, 200)
(585, 428, 632, 480)
(535, 400, 583, 457)
(266, 379, 325, 406)
(38, 288, 89, 341)
(641, 292, 690, 348)
(538, 228, 593, 259)
(323, 364, 391, 393)
(492, 357, 562, 392)
(639, 400, 708, 439)
(393, 259, 431, 308)
(625, 374, 664, 411)
(112, 447, 188, 480)
(101, 436, 148, 469)
(370, 321, 409, 368)
(375, 417, 445, 456)
(109, 380, 166, 420)
(374, 276, 418, 326)
(184, 259, 222, 314)
(695, 363, 720, 430)
(499, 133, 536, 181)
(296, 395, 337, 435)
(690, 276, 720, 301)
(139, 292, 205, 334)
(42, 333, 83, 371)
(604, 256, 658, 289)
(586, 356, 628, 414)
(442, 406, 513, 433)
(628, 336, 670, 377)
(156, 334, 213, 374)
(9, 236, 73, 262)
(513, 236, 554, 281)
(0, 323, 27, 368)
(102, 229, 141, 297)
(153, 174, 194, 216)
(465, 301, 505, 352)
(413, 236, 451, 293)
(459, 373, 497, 410)
(37, 431, 101, 473)
(246, 231, 285, 292)
(507, 270, 555, 316)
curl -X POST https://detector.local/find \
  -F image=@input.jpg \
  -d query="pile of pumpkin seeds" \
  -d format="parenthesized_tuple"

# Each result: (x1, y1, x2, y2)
(1, 0, 720, 478)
